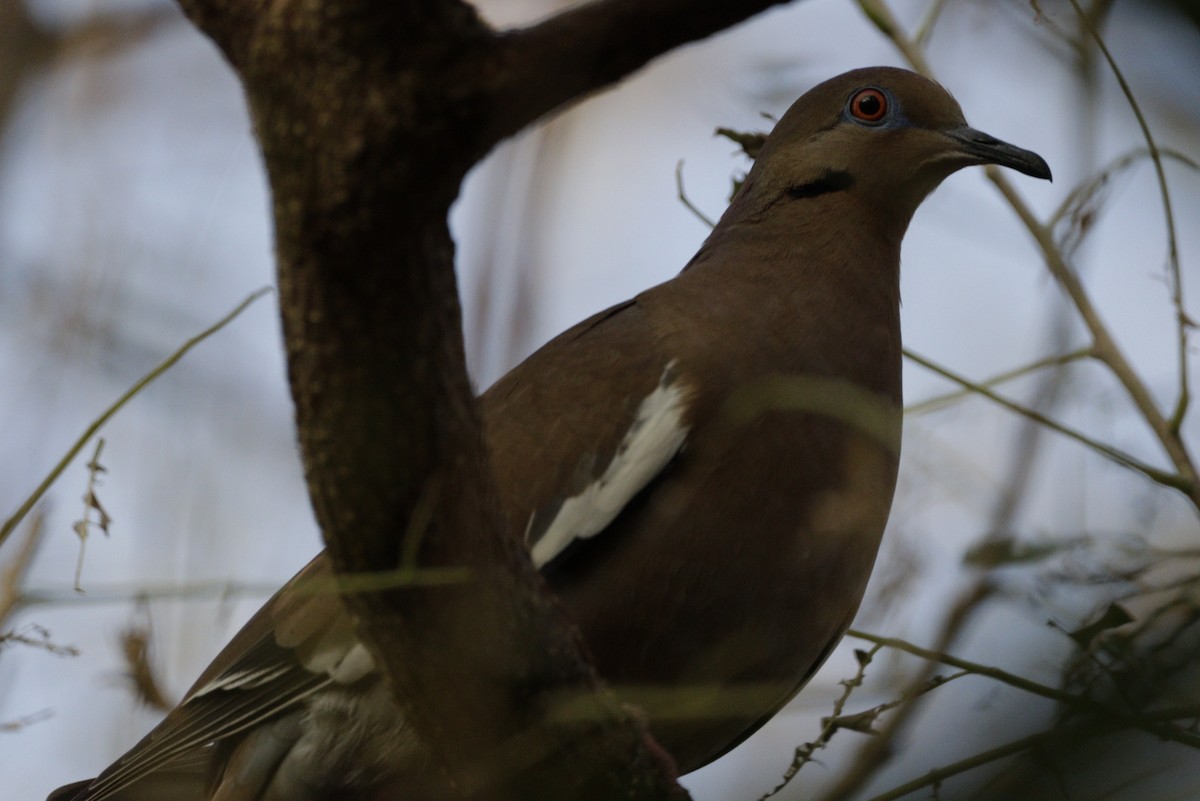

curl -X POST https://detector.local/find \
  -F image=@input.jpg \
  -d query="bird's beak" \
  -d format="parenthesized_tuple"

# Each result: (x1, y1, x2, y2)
(944, 125, 1052, 181)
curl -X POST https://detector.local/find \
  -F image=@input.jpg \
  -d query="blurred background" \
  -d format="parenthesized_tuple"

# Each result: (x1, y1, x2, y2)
(2, 0, 1198, 799)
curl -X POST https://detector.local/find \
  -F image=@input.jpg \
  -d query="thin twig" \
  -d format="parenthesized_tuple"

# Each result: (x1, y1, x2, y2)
(856, 0, 932, 74)
(15, 578, 278, 608)
(0, 508, 45, 626)
(1065, 0, 1191, 436)
(0, 624, 78, 656)
(72, 438, 112, 591)
(904, 347, 1093, 417)
(847, 630, 1200, 749)
(818, 582, 998, 801)
(913, 0, 950, 48)
(861, 727, 1092, 801)
(16, 564, 473, 609)
(1048, 146, 1199, 230)
(674, 160, 716, 228)
(0, 708, 54, 733)
(762, 645, 882, 799)
(987, 172, 1199, 506)
(905, 349, 1187, 492)
(0, 287, 273, 551)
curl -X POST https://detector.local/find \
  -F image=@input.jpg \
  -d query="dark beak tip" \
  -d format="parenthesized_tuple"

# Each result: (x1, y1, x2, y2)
(1024, 153, 1053, 182)
(948, 125, 1052, 183)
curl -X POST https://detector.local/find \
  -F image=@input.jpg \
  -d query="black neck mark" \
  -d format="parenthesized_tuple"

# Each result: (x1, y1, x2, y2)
(786, 169, 855, 200)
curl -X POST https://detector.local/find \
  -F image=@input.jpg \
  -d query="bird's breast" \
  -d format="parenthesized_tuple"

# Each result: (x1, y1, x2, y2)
(547, 380, 899, 770)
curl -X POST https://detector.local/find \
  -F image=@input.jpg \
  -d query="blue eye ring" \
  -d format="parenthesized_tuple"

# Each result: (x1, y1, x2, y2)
(848, 87, 889, 125)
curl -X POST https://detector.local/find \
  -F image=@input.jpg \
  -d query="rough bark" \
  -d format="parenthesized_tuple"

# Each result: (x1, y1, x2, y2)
(171, 0, 795, 797)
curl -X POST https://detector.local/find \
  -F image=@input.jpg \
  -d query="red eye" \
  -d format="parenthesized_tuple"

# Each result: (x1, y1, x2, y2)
(849, 88, 888, 123)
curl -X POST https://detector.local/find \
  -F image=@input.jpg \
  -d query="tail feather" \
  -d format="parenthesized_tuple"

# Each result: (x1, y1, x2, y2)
(46, 767, 208, 801)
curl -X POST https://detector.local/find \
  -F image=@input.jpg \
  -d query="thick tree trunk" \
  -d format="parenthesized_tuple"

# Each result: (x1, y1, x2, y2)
(171, 0, 795, 797)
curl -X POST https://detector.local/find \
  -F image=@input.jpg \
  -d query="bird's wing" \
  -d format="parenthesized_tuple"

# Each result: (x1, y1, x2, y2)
(65, 557, 348, 801)
(525, 359, 689, 569)
(64, 298, 693, 801)
(480, 295, 694, 571)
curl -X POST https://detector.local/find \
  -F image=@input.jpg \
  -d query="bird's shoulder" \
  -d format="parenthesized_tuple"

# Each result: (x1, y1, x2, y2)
(481, 294, 700, 570)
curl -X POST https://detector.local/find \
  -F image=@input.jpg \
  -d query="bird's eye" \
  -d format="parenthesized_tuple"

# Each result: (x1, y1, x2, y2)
(849, 88, 888, 123)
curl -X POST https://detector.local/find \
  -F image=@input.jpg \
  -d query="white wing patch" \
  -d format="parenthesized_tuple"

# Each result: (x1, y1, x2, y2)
(530, 362, 691, 568)
(328, 641, 376, 684)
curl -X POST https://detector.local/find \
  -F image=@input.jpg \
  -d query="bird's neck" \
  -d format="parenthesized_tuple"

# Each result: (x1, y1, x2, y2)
(670, 189, 907, 403)
(707, 176, 914, 265)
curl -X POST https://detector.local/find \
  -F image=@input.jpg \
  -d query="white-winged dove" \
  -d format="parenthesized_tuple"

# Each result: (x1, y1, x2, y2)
(49, 67, 1050, 801)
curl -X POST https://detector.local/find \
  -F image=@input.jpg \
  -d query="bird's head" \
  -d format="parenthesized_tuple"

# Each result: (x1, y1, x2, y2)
(743, 67, 1051, 225)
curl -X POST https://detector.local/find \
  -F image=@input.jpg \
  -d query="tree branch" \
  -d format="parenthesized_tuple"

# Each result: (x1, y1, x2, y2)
(481, 0, 794, 144)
